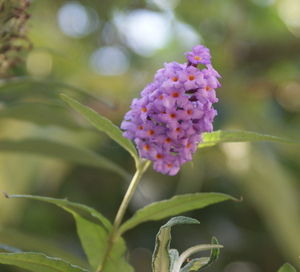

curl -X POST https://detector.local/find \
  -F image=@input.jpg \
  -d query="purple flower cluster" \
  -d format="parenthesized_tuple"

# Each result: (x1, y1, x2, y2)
(121, 45, 221, 175)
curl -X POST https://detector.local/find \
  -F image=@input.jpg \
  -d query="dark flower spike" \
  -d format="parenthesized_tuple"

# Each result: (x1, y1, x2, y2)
(121, 45, 221, 175)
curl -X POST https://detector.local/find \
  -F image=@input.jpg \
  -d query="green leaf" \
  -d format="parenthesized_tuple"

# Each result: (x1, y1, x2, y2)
(118, 193, 237, 235)
(0, 229, 89, 269)
(0, 138, 130, 180)
(6, 194, 112, 271)
(101, 237, 134, 272)
(173, 244, 223, 272)
(60, 93, 139, 165)
(180, 237, 220, 272)
(181, 258, 209, 272)
(0, 102, 85, 129)
(0, 252, 90, 272)
(152, 217, 200, 272)
(6, 194, 112, 230)
(199, 130, 300, 148)
(278, 263, 297, 272)
(0, 244, 22, 253)
(73, 215, 108, 271)
(169, 249, 179, 272)
(201, 237, 220, 269)
(0, 76, 115, 109)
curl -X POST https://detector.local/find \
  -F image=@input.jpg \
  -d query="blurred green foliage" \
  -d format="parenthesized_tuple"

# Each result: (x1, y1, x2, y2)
(0, 0, 300, 271)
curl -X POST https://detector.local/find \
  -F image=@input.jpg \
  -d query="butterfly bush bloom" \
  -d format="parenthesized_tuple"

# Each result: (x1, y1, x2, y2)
(121, 45, 221, 175)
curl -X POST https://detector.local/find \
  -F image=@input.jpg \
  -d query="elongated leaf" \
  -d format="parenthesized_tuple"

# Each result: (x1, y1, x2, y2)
(152, 217, 200, 272)
(169, 249, 179, 272)
(73, 215, 108, 271)
(60, 94, 139, 165)
(0, 138, 130, 180)
(6, 194, 112, 271)
(199, 130, 300, 148)
(0, 244, 22, 253)
(180, 258, 209, 272)
(101, 237, 134, 272)
(0, 229, 89, 269)
(200, 237, 220, 269)
(180, 237, 220, 272)
(173, 244, 223, 272)
(118, 193, 237, 235)
(0, 252, 90, 272)
(0, 102, 85, 129)
(70, 219, 133, 272)
(5, 194, 112, 231)
(0, 76, 114, 108)
(278, 263, 297, 272)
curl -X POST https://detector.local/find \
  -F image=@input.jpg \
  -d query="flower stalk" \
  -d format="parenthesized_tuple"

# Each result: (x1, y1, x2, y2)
(97, 159, 151, 272)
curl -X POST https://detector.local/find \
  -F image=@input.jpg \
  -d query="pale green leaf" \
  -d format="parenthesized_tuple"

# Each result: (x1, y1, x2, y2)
(169, 249, 179, 272)
(0, 102, 85, 129)
(180, 237, 220, 272)
(278, 263, 297, 272)
(180, 257, 209, 272)
(0, 76, 115, 108)
(152, 217, 200, 272)
(0, 229, 89, 269)
(6, 194, 112, 230)
(73, 215, 108, 271)
(60, 93, 139, 165)
(0, 252, 90, 272)
(173, 244, 223, 272)
(119, 193, 237, 235)
(0, 138, 130, 180)
(0, 244, 22, 253)
(6, 194, 112, 271)
(100, 237, 134, 272)
(199, 130, 299, 148)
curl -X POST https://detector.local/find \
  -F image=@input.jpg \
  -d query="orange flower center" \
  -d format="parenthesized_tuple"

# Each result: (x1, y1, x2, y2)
(170, 113, 176, 119)
(144, 144, 150, 151)
(148, 130, 154, 136)
(206, 86, 211, 91)
(156, 154, 163, 159)
(141, 107, 147, 112)
(138, 125, 143, 130)
(172, 77, 178, 82)
(172, 92, 179, 98)
(175, 127, 181, 132)
(165, 138, 171, 143)
(187, 109, 192, 115)
(188, 75, 195, 81)
(159, 94, 163, 100)
(194, 56, 201, 61)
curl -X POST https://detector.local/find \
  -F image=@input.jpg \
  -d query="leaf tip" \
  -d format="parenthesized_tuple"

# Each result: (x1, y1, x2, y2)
(59, 93, 67, 100)
(2, 190, 9, 198)
(237, 196, 243, 202)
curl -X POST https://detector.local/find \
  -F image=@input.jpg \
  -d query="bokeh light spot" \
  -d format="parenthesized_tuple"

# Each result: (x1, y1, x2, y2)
(151, 0, 181, 10)
(89, 46, 129, 76)
(277, 0, 300, 37)
(221, 142, 251, 173)
(174, 21, 201, 48)
(58, 1, 99, 38)
(277, 82, 300, 112)
(27, 49, 52, 77)
(114, 9, 171, 56)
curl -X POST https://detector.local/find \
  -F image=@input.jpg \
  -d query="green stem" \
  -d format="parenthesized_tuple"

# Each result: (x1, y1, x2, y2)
(97, 159, 151, 272)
